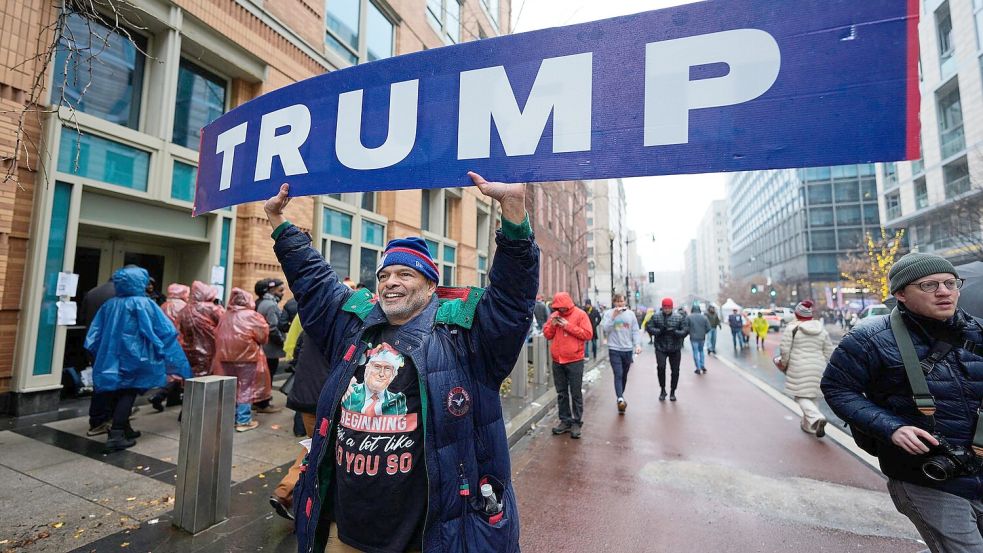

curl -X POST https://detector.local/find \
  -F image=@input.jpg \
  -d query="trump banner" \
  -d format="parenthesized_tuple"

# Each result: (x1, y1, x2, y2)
(193, 0, 918, 214)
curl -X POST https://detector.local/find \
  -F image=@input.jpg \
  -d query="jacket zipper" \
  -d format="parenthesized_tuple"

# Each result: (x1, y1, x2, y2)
(417, 369, 431, 552)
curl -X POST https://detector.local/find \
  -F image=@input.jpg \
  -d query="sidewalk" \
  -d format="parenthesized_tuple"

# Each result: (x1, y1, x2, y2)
(510, 344, 925, 552)
(0, 350, 601, 553)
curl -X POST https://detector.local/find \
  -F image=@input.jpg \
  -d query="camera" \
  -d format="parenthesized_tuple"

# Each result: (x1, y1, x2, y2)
(921, 434, 983, 482)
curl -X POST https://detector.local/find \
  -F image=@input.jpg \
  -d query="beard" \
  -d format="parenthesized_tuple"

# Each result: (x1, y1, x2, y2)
(380, 288, 432, 322)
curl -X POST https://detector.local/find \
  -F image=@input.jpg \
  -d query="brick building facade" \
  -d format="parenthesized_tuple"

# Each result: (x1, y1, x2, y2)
(529, 181, 589, 302)
(0, 0, 509, 414)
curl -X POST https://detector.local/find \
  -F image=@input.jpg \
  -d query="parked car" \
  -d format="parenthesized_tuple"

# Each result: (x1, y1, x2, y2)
(775, 307, 795, 325)
(847, 304, 890, 329)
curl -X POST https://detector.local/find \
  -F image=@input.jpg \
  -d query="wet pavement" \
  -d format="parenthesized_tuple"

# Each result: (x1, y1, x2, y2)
(511, 341, 924, 552)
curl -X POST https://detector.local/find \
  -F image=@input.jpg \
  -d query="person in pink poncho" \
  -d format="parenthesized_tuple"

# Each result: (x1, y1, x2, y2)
(211, 288, 272, 432)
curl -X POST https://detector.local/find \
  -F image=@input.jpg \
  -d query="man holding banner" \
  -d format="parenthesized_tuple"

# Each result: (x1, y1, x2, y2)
(265, 173, 535, 552)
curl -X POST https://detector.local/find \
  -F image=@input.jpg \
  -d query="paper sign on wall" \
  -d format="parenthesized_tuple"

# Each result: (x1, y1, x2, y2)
(56, 301, 77, 326)
(56, 272, 79, 297)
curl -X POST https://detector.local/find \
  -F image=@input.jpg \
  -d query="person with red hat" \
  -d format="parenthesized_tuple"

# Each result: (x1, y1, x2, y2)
(646, 297, 689, 401)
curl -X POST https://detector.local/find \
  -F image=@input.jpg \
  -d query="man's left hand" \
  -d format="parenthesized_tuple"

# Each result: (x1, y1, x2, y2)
(469, 172, 526, 223)
(634, 346, 642, 355)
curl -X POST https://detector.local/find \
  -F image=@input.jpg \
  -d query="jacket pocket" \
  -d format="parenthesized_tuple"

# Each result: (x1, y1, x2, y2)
(463, 475, 518, 552)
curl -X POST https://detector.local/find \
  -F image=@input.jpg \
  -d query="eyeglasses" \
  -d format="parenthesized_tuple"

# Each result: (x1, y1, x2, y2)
(909, 278, 964, 293)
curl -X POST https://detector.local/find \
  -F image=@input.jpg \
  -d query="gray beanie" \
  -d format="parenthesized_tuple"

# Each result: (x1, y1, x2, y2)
(888, 253, 958, 294)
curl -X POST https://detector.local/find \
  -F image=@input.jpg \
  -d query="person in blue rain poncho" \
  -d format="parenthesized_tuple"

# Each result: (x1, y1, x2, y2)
(85, 266, 191, 452)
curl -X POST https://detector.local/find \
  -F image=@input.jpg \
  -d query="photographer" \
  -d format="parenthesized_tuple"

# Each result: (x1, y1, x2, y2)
(601, 294, 642, 414)
(822, 253, 983, 552)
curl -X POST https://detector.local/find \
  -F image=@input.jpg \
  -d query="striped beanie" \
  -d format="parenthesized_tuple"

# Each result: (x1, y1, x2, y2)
(794, 300, 814, 320)
(377, 237, 440, 283)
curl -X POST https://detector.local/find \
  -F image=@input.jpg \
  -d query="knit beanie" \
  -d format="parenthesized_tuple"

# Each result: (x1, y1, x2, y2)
(794, 300, 814, 320)
(377, 237, 440, 283)
(888, 252, 958, 294)
(661, 298, 673, 308)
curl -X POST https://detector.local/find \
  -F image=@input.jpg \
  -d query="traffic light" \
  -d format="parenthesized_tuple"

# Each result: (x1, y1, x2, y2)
(751, 284, 758, 294)
(769, 288, 777, 298)
(635, 291, 641, 300)
(648, 271, 655, 284)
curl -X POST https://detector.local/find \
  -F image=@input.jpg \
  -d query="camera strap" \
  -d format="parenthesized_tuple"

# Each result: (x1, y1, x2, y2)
(890, 308, 983, 456)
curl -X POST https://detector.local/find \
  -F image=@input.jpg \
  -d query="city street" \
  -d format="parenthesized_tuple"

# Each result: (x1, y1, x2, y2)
(511, 338, 923, 552)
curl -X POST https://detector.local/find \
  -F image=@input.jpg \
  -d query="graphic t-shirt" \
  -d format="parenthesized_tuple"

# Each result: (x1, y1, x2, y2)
(332, 327, 427, 553)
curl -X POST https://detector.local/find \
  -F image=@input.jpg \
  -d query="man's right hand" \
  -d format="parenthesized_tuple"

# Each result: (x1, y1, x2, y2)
(891, 426, 938, 455)
(264, 183, 292, 229)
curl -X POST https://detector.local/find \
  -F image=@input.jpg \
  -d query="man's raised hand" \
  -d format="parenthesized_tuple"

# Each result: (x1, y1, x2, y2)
(264, 183, 292, 229)
(468, 171, 527, 224)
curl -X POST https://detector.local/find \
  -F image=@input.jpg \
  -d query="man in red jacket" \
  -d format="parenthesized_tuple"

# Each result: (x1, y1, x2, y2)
(543, 292, 594, 439)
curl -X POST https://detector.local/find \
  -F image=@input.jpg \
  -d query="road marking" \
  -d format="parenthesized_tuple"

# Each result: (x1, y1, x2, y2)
(712, 353, 881, 472)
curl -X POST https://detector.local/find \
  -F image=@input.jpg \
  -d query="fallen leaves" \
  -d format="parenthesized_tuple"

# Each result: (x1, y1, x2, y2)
(51, 522, 64, 529)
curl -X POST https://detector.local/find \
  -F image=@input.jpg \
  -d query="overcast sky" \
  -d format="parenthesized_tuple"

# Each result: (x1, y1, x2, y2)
(511, 0, 729, 273)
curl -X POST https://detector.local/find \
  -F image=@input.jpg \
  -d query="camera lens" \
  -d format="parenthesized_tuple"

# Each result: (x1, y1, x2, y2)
(922, 456, 958, 482)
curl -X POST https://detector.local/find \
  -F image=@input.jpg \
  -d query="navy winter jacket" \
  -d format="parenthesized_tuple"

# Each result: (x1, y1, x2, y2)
(274, 222, 538, 553)
(821, 307, 983, 499)
(646, 311, 689, 353)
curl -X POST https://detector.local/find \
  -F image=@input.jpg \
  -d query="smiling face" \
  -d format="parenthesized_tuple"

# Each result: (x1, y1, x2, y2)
(377, 264, 436, 325)
(894, 272, 960, 321)
(365, 359, 397, 394)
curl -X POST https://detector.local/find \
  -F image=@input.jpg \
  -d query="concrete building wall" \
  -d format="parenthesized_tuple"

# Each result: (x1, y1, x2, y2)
(586, 179, 628, 307)
(695, 199, 729, 302)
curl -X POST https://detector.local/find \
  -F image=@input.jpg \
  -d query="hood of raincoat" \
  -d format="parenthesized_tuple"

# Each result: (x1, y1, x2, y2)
(228, 287, 256, 310)
(551, 292, 575, 310)
(167, 283, 190, 301)
(189, 280, 217, 303)
(113, 267, 149, 297)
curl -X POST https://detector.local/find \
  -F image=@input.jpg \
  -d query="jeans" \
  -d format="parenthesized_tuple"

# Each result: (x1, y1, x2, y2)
(690, 340, 705, 370)
(236, 403, 253, 425)
(888, 479, 983, 553)
(608, 350, 633, 398)
(655, 350, 681, 391)
(553, 360, 585, 424)
(731, 328, 743, 349)
(585, 337, 599, 359)
(707, 328, 718, 353)
(89, 391, 112, 429)
(109, 389, 138, 430)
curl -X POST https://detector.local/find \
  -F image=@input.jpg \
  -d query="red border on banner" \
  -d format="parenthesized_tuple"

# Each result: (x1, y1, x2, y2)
(905, 0, 921, 160)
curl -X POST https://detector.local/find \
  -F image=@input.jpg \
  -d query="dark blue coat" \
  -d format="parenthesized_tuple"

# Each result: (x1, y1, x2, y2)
(821, 307, 983, 499)
(274, 223, 538, 553)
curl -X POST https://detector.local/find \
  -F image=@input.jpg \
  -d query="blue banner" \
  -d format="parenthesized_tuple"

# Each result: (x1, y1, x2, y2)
(194, 0, 919, 214)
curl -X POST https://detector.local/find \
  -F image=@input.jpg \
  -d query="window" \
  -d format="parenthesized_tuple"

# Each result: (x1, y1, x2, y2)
(861, 178, 877, 201)
(172, 161, 196, 202)
(836, 205, 862, 226)
(937, 84, 965, 159)
(421, 190, 432, 231)
(831, 165, 858, 180)
(326, 0, 393, 64)
(428, 0, 461, 43)
(838, 228, 863, 250)
(937, 2, 954, 65)
(361, 192, 375, 211)
(885, 192, 901, 220)
(800, 167, 830, 182)
(975, 0, 983, 51)
(52, 12, 147, 129)
(442, 244, 456, 286)
(807, 254, 839, 276)
(944, 158, 970, 198)
(809, 230, 836, 251)
(324, 208, 353, 237)
(362, 220, 385, 246)
(834, 181, 860, 203)
(329, 242, 352, 280)
(883, 162, 898, 189)
(173, 60, 227, 150)
(863, 203, 880, 225)
(360, 247, 379, 291)
(914, 177, 929, 209)
(57, 128, 150, 191)
(807, 183, 832, 204)
(477, 255, 487, 287)
(808, 207, 834, 227)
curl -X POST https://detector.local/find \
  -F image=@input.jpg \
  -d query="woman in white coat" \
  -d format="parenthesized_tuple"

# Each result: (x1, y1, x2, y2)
(778, 300, 834, 438)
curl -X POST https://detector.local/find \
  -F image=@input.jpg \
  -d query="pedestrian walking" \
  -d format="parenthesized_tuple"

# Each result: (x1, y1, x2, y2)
(265, 173, 535, 553)
(178, 281, 224, 378)
(646, 298, 689, 401)
(742, 311, 753, 346)
(211, 288, 272, 432)
(544, 292, 594, 438)
(80, 277, 117, 436)
(822, 253, 983, 551)
(584, 299, 602, 360)
(534, 294, 549, 331)
(687, 306, 711, 374)
(777, 300, 832, 437)
(149, 283, 191, 411)
(84, 266, 190, 452)
(270, 326, 333, 521)
(727, 308, 744, 350)
(600, 294, 642, 414)
(752, 312, 769, 349)
(705, 305, 721, 354)
(641, 307, 655, 344)
(255, 278, 286, 413)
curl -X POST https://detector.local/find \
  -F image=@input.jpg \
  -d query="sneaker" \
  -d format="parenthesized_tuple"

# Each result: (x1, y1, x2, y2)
(659, 390, 667, 401)
(815, 420, 827, 438)
(254, 405, 283, 414)
(149, 396, 164, 413)
(124, 425, 142, 440)
(269, 496, 295, 521)
(86, 421, 111, 436)
(669, 391, 677, 402)
(551, 422, 572, 435)
(617, 398, 627, 414)
(105, 429, 136, 452)
(570, 423, 582, 439)
(701, 368, 707, 374)
(236, 420, 260, 432)
(694, 369, 701, 374)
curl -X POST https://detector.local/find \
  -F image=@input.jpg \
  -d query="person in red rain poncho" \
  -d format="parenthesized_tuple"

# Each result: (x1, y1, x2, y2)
(178, 281, 225, 377)
(211, 287, 272, 432)
(149, 283, 193, 412)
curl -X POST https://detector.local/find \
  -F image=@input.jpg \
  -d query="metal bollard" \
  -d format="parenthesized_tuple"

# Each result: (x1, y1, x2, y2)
(532, 336, 548, 385)
(509, 342, 529, 398)
(173, 375, 236, 534)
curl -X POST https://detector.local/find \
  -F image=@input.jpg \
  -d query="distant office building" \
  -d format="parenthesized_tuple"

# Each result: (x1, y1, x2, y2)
(586, 179, 629, 307)
(728, 165, 881, 305)
(682, 239, 699, 302)
(695, 199, 729, 303)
